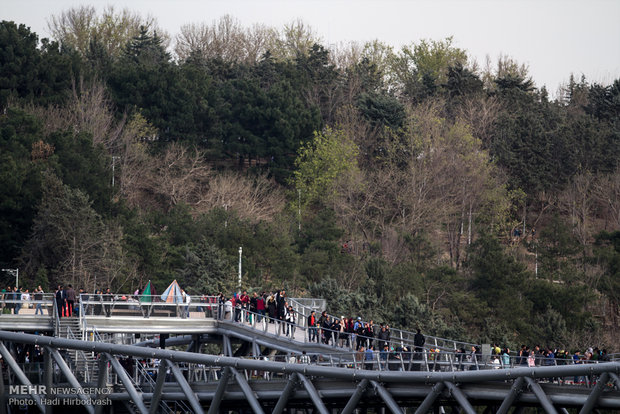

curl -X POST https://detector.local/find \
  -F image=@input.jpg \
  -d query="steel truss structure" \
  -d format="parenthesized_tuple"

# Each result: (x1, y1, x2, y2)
(1, 331, 620, 414)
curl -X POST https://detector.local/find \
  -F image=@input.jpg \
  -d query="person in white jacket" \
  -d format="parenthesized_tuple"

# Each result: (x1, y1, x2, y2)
(284, 306, 296, 336)
(183, 291, 191, 318)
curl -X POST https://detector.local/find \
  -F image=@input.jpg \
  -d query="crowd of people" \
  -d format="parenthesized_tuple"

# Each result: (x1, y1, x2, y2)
(217, 289, 435, 367)
(1, 286, 614, 373)
(215, 289, 617, 374)
(445, 343, 613, 374)
(218, 290, 298, 334)
(0, 285, 115, 318)
(1, 285, 49, 315)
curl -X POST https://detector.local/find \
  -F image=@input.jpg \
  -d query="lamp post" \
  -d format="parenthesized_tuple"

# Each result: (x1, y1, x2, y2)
(111, 156, 120, 187)
(238, 247, 242, 288)
(2, 268, 18, 289)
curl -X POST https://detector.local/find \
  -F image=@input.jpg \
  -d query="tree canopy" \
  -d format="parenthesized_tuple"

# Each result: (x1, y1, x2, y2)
(0, 14, 619, 350)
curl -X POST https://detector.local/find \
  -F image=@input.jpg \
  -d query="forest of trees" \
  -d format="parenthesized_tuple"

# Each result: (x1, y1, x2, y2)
(1, 7, 619, 351)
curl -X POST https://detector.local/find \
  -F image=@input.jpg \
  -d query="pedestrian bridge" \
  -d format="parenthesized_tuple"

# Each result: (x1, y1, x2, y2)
(0, 294, 619, 413)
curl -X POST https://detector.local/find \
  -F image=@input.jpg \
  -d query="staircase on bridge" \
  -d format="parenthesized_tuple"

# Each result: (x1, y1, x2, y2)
(55, 316, 99, 383)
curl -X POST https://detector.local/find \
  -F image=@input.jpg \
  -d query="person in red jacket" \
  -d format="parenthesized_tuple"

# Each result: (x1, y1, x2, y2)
(307, 310, 318, 342)
(256, 292, 265, 321)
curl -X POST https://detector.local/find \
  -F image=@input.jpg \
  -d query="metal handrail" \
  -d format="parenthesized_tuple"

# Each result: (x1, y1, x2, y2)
(53, 297, 60, 337)
(64, 325, 94, 383)
(222, 307, 468, 358)
(78, 294, 219, 319)
(0, 293, 592, 363)
(2, 330, 619, 390)
(287, 297, 478, 352)
(0, 293, 56, 316)
(135, 362, 178, 414)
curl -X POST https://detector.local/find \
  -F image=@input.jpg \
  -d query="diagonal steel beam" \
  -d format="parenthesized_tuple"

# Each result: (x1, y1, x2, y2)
(497, 376, 525, 414)
(222, 335, 233, 357)
(231, 367, 265, 414)
(415, 381, 446, 414)
(95, 355, 110, 414)
(207, 366, 231, 414)
(610, 372, 620, 390)
(444, 381, 476, 414)
(272, 375, 297, 414)
(525, 376, 558, 414)
(148, 359, 168, 414)
(167, 359, 205, 414)
(579, 372, 609, 414)
(2, 330, 620, 386)
(46, 346, 95, 414)
(104, 352, 149, 414)
(342, 378, 369, 414)
(0, 356, 6, 414)
(0, 342, 45, 413)
(298, 373, 330, 414)
(122, 400, 138, 414)
(370, 380, 404, 414)
(44, 347, 53, 414)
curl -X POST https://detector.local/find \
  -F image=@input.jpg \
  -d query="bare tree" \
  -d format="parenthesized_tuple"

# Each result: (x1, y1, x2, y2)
(270, 19, 321, 60)
(455, 95, 500, 147)
(481, 53, 532, 92)
(20, 76, 122, 148)
(175, 15, 277, 64)
(114, 113, 155, 208)
(243, 23, 276, 63)
(333, 102, 505, 266)
(328, 41, 363, 69)
(69, 77, 122, 148)
(195, 172, 286, 223)
(592, 170, 620, 231)
(47, 5, 97, 55)
(48, 5, 168, 58)
(558, 172, 595, 247)
(149, 143, 212, 209)
(175, 15, 245, 62)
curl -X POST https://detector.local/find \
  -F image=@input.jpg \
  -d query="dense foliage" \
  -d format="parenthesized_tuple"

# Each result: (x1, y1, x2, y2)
(1, 13, 619, 350)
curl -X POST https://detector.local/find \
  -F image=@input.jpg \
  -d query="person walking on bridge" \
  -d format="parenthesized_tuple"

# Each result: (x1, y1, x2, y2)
(414, 328, 425, 359)
(34, 286, 44, 315)
(307, 310, 318, 342)
(377, 325, 390, 351)
(55, 285, 65, 318)
(65, 285, 76, 317)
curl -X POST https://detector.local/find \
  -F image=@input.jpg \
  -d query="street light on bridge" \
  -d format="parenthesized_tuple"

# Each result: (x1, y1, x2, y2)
(238, 247, 242, 288)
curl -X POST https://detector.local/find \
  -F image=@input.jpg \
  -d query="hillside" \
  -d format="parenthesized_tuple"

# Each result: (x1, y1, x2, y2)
(1, 12, 619, 350)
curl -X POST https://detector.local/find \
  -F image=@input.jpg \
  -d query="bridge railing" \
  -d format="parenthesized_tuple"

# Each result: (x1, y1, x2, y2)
(0, 292, 471, 354)
(0, 292, 56, 316)
(1, 329, 619, 414)
(221, 307, 472, 357)
(7, 347, 615, 388)
(287, 296, 478, 352)
(78, 293, 219, 322)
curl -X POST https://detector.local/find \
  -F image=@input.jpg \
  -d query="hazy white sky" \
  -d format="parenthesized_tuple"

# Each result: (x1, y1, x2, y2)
(4, 0, 620, 96)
